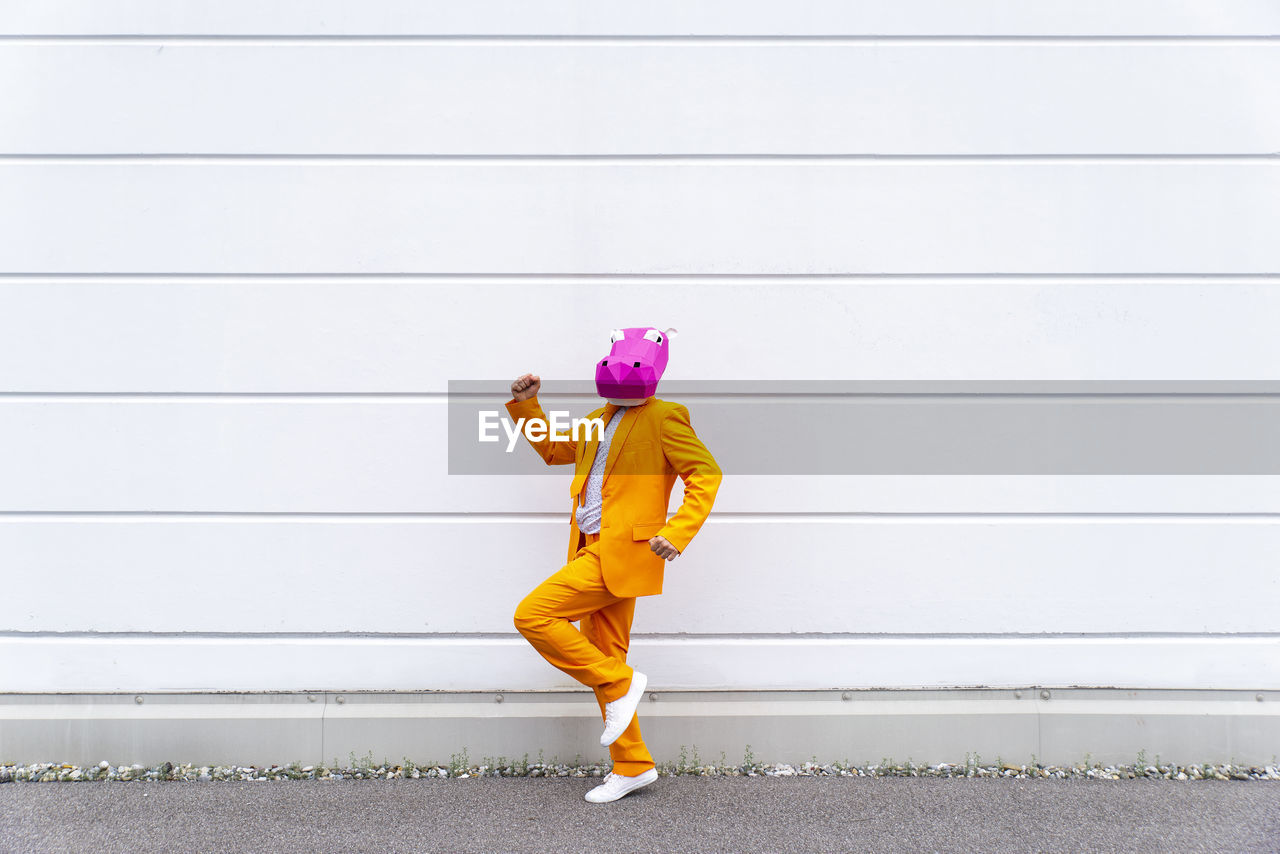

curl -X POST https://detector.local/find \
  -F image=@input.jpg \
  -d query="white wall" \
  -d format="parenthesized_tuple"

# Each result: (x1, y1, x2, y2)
(1, 2, 1278, 693)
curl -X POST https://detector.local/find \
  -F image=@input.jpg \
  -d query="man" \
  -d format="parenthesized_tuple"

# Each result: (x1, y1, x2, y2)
(509, 327, 721, 803)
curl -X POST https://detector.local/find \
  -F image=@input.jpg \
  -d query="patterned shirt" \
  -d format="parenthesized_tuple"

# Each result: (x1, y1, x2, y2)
(574, 406, 628, 534)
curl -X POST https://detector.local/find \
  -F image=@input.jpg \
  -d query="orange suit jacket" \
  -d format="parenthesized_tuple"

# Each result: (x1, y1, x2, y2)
(505, 394, 722, 598)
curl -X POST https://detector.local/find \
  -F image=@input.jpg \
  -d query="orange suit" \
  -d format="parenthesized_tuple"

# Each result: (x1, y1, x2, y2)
(509, 394, 721, 774)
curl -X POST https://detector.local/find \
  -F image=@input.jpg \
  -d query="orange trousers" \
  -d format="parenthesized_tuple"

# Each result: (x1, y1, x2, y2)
(512, 531, 656, 776)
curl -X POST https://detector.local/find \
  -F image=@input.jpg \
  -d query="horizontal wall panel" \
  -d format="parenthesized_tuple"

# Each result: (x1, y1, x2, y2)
(3, 1, 1278, 37)
(0, 400, 1278, 512)
(2, 635, 1276, 693)
(6, 44, 1279, 154)
(2, 163, 1278, 273)
(4, 518, 1278, 633)
(4, 280, 1280, 391)
(4, 689, 1278, 770)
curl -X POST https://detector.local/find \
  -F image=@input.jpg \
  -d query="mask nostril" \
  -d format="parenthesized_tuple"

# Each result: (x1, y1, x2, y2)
(633, 361, 640, 367)
(602, 360, 607, 366)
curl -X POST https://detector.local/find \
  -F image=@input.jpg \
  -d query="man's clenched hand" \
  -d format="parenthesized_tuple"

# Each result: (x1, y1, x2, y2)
(649, 535, 680, 561)
(511, 373, 541, 402)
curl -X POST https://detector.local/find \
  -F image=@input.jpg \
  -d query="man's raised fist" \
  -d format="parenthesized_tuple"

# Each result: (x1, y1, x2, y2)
(511, 373, 541, 402)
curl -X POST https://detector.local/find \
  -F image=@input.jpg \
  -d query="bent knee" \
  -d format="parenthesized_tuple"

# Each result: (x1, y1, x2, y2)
(513, 598, 544, 631)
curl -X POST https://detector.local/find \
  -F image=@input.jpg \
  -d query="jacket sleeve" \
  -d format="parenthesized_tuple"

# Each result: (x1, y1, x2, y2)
(657, 403, 722, 553)
(504, 395, 578, 466)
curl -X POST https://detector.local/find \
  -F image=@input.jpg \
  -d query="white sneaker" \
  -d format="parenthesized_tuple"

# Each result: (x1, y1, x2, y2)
(584, 767, 659, 803)
(600, 670, 647, 747)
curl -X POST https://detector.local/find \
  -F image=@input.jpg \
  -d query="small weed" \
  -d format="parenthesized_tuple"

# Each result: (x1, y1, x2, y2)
(448, 747, 470, 777)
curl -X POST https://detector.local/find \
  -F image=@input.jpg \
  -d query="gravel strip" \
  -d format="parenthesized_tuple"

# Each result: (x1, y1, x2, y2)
(2, 752, 1277, 784)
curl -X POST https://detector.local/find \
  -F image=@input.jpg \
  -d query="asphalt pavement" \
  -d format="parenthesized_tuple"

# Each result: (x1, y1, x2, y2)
(2, 775, 1277, 853)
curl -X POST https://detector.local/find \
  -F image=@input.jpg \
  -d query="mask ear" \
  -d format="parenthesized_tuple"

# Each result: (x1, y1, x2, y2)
(662, 328, 678, 339)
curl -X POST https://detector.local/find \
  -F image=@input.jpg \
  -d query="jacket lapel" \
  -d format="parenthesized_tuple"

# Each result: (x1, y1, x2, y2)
(571, 402, 615, 505)
(603, 398, 650, 481)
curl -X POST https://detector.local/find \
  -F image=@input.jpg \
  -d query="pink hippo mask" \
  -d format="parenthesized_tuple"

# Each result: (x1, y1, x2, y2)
(595, 327, 676, 400)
